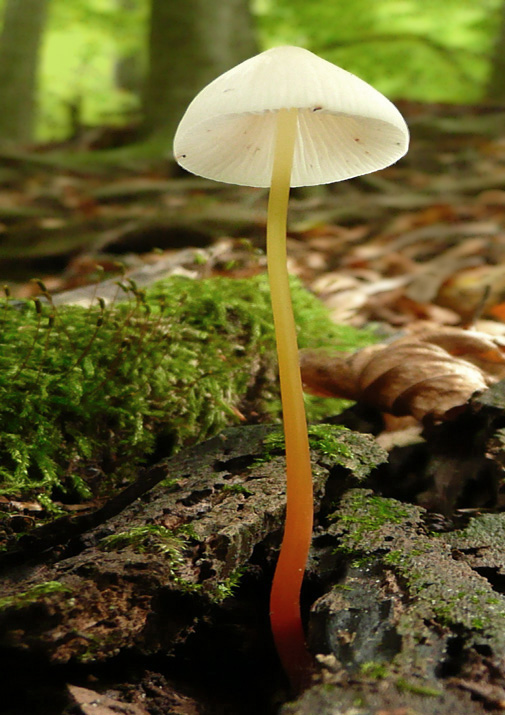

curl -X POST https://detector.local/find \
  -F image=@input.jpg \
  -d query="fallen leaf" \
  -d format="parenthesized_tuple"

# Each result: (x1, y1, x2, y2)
(301, 327, 505, 423)
(437, 263, 505, 320)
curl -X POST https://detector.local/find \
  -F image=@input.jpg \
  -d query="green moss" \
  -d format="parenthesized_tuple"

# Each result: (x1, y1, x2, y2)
(333, 490, 505, 657)
(383, 547, 430, 567)
(351, 696, 366, 708)
(0, 581, 72, 611)
(332, 583, 353, 592)
(253, 428, 284, 462)
(100, 523, 193, 555)
(221, 483, 253, 496)
(99, 523, 245, 602)
(100, 523, 198, 586)
(334, 492, 412, 548)
(212, 567, 245, 603)
(395, 678, 442, 697)
(0, 274, 373, 509)
(307, 423, 352, 459)
(257, 424, 352, 464)
(350, 554, 376, 568)
(255, 425, 385, 490)
(360, 661, 389, 680)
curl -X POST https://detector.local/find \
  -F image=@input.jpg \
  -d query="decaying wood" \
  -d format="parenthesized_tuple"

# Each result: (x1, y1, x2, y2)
(4, 379, 505, 713)
(284, 483, 505, 715)
(0, 425, 383, 666)
(281, 379, 505, 714)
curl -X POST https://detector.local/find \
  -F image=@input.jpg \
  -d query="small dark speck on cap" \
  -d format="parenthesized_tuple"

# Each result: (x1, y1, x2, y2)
(354, 137, 360, 142)
(312, 106, 323, 112)
(223, 88, 235, 93)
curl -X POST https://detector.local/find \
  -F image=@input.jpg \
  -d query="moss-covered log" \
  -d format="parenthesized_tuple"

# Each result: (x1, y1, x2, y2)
(0, 423, 384, 714)
(284, 488, 505, 714)
(0, 274, 370, 518)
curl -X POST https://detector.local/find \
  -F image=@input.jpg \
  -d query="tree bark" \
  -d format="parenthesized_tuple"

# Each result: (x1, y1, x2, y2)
(0, 425, 384, 714)
(143, 0, 258, 143)
(0, 0, 50, 146)
(486, 0, 505, 102)
(3, 381, 505, 712)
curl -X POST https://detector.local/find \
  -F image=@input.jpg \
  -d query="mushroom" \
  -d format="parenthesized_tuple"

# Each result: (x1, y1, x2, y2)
(174, 45, 409, 691)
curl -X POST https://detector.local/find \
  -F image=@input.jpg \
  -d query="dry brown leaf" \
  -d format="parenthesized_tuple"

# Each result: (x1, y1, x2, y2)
(437, 264, 505, 320)
(301, 327, 505, 423)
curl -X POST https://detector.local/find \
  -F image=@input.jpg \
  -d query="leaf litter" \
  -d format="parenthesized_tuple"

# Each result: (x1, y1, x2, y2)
(4, 104, 505, 713)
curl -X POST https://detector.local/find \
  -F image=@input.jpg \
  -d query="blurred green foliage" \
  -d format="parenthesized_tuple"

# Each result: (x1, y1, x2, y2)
(0, 0, 502, 140)
(256, 0, 501, 102)
(39, 0, 147, 140)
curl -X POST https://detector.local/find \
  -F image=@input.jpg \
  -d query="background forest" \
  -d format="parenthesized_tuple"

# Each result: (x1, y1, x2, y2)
(6, 2, 505, 715)
(0, 0, 505, 150)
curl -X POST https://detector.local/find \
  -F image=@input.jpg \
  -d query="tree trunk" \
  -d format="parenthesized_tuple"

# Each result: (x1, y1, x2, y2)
(486, 0, 505, 102)
(114, 0, 142, 96)
(143, 0, 258, 143)
(0, 0, 50, 146)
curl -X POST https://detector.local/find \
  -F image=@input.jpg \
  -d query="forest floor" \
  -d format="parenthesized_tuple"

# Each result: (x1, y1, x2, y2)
(2, 101, 505, 329)
(3, 103, 505, 714)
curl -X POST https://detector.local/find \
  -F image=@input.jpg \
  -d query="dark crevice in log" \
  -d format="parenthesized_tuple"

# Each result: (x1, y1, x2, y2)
(0, 462, 171, 572)
(472, 567, 505, 594)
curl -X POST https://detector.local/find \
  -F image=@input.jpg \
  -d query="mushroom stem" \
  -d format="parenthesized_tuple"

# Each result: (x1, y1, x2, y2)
(267, 107, 314, 691)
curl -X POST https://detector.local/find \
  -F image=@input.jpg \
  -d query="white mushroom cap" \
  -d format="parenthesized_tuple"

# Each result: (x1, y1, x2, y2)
(173, 46, 409, 188)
